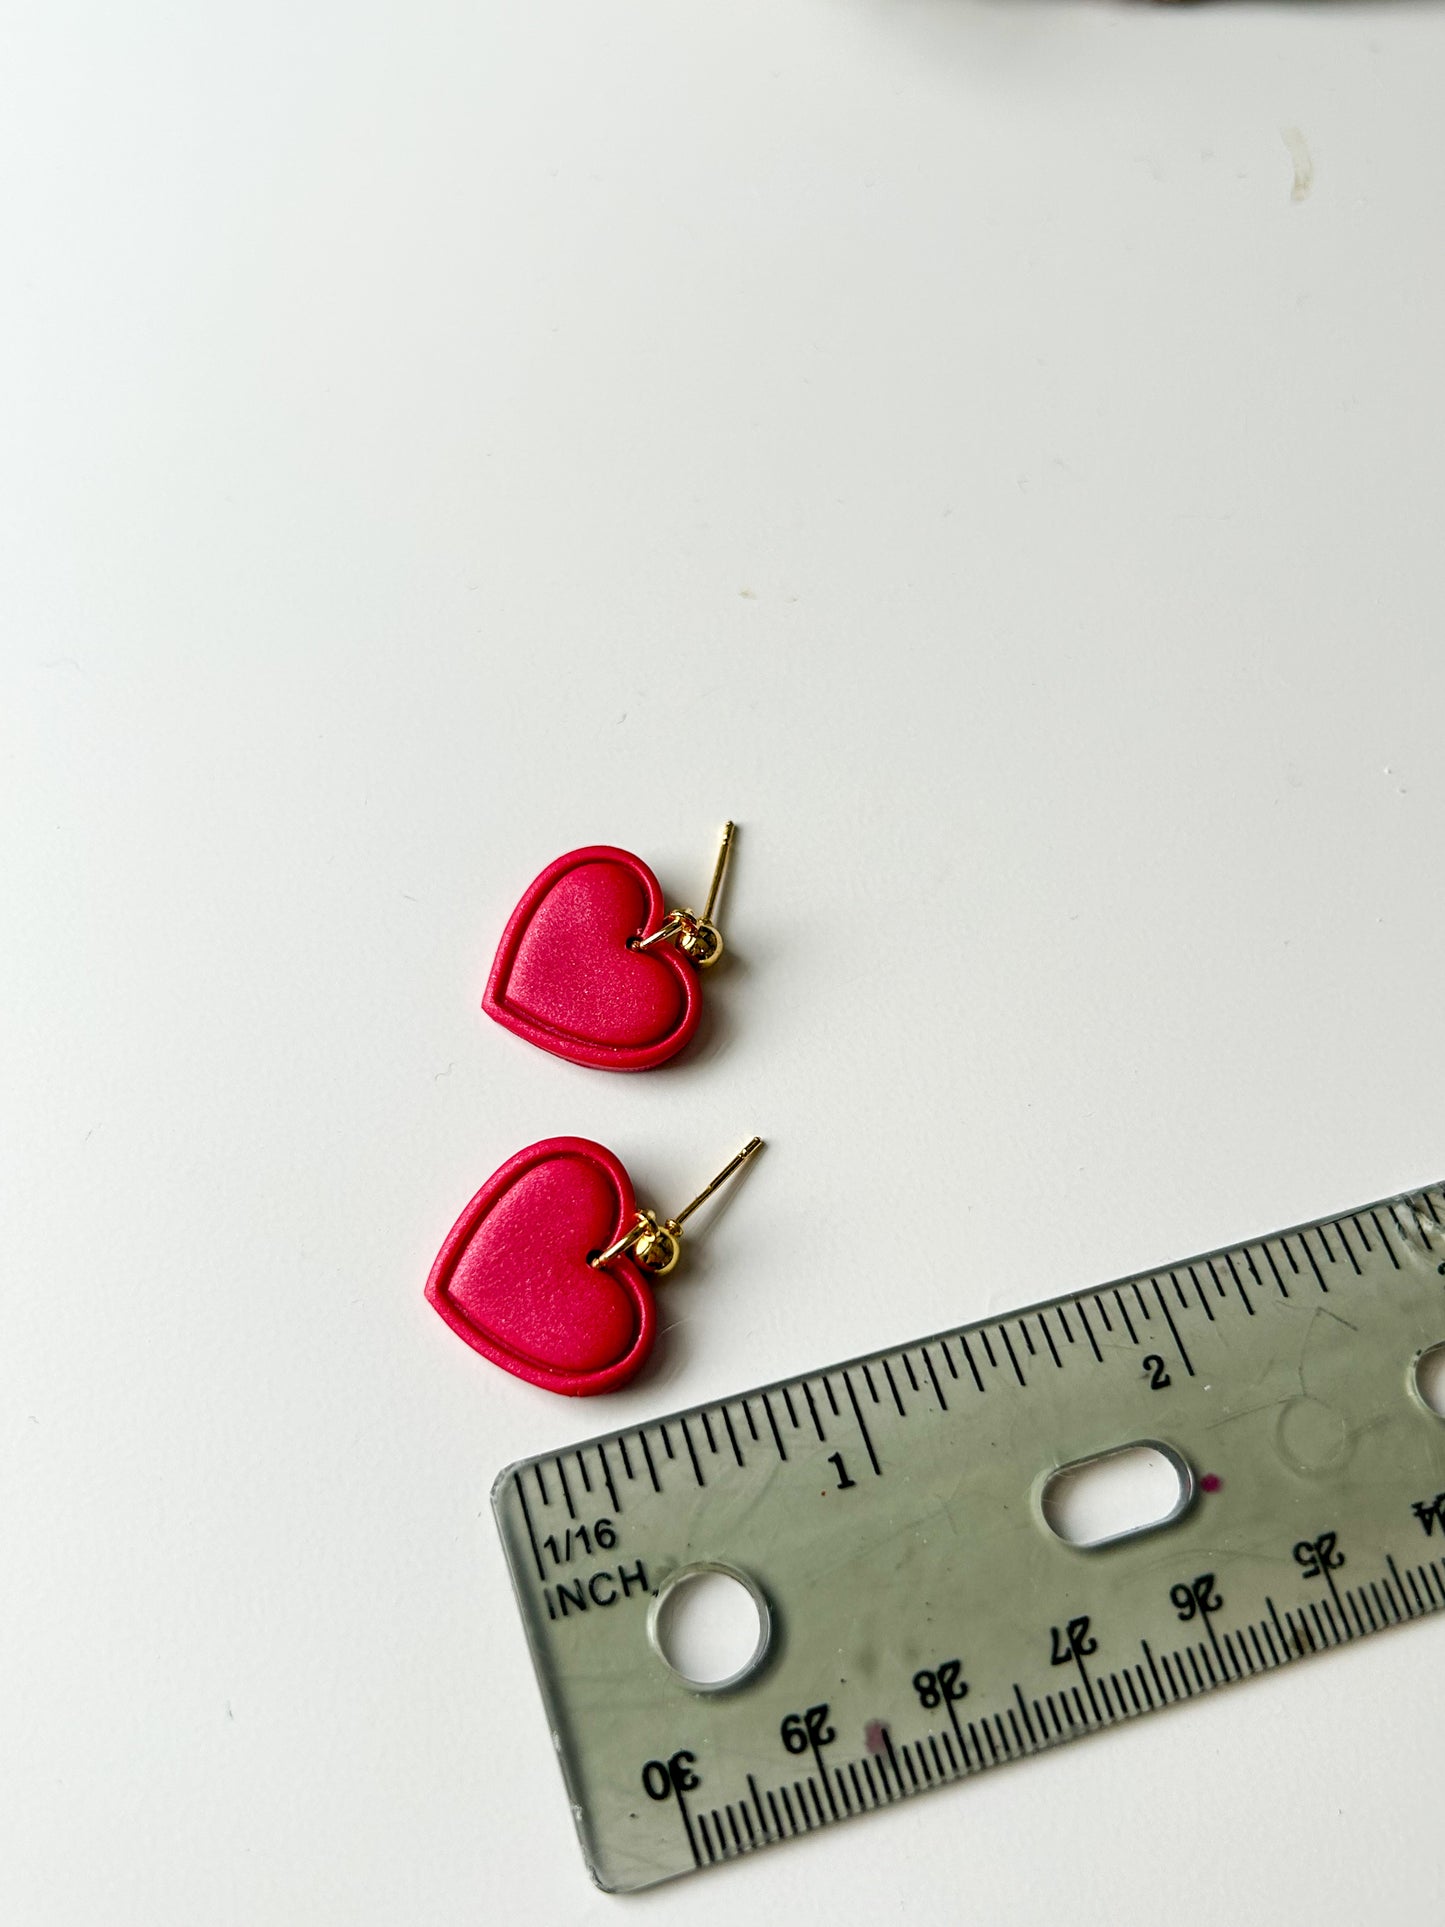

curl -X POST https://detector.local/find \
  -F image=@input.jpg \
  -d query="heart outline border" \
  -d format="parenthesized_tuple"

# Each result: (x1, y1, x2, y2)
(482, 844, 701, 1071)
(424, 1135, 657, 1396)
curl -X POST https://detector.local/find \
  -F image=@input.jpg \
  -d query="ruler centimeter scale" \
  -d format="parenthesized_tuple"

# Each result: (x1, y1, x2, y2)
(492, 1182, 1445, 1892)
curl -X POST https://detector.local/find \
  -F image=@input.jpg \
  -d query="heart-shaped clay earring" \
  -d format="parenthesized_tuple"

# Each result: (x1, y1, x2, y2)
(482, 823, 736, 1072)
(425, 1134, 762, 1395)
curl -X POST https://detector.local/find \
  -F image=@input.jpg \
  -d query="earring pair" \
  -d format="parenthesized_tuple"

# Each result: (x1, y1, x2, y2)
(425, 825, 762, 1398)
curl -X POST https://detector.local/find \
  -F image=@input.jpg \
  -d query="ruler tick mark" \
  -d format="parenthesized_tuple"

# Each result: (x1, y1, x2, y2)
(679, 1418, 705, 1487)
(1152, 1277, 1195, 1376)
(1113, 1288, 1139, 1347)
(881, 1360, 906, 1417)
(555, 1458, 576, 1518)
(1294, 1232, 1329, 1293)
(1001, 1326, 1026, 1387)
(747, 1774, 769, 1840)
(959, 1335, 986, 1392)
(760, 1393, 788, 1462)
(1188, 1266, 1215, 1322)
(1039, 1314, 1062, 1370)
(921, 1346, 948, 1411)
(1265, 1597, 1288, 1658)
(842, 1371, 881, 1475)
(1368, 1209, 1401, 1268)
(596, 1441, 621, 1513)
(882, 1729, 906, 1797)
(1389, 1554, 1420, 1616)
(515, 1476, 546, 1581)
(1259, 1242, 1289, 1298)
(1013, 1685, 1037, 1743)
(1075, 1302, 1103, 1363)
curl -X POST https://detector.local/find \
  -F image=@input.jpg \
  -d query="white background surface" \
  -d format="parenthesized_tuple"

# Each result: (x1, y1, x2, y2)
(3, 3, 1444, 1922)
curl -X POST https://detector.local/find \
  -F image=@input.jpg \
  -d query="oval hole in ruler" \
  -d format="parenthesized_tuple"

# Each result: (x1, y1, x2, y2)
(1414, 1344, 1445, 1418)
(1041, 1441, 1194, 1550)
(648, 1563, 771, 1693)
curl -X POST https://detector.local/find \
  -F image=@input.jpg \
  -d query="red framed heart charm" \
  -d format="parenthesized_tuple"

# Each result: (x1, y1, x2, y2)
(425, 1134, 763, 1396)
(482, 826, 735, 1072)
(425, 1137, 656, 1396)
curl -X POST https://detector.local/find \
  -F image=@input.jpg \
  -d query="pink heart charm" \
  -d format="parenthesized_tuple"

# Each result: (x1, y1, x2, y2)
(482, 846, 701, 1071)
(424, 1137, 656, 1396)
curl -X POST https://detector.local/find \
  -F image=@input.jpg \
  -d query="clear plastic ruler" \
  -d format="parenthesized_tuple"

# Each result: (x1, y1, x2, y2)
(492, 1182, 1445, 1892)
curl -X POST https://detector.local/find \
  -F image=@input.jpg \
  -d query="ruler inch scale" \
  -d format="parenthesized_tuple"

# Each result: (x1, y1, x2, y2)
(492, 1181, 1445, 1892)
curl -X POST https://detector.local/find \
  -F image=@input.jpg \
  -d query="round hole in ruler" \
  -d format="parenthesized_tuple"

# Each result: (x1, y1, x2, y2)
(648, 1563, 771, 1693)
(1413, 1344, 1445, 1418)
(1040, 1441, 1194, 1550)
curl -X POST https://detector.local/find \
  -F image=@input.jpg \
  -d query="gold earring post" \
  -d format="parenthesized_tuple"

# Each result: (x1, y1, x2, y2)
(591, 1136, 764, 1276)
(701, 820, 736, 927)
(632, 822, 736, 968)
(667, 1133, 760, 1230)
